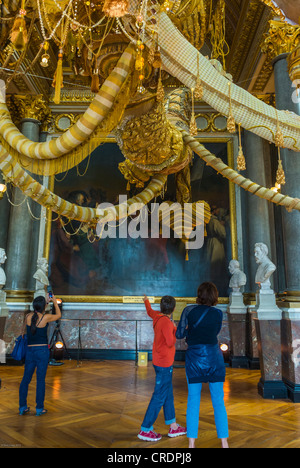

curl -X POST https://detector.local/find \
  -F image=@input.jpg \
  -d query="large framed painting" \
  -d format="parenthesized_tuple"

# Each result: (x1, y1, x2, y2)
(46, 137, 237, 300)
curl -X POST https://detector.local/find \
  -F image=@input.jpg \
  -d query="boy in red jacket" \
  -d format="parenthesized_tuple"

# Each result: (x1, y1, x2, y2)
(137, 295, 187, 442)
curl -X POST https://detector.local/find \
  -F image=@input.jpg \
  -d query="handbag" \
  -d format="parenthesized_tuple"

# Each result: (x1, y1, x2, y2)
(11, 335, 28, 361)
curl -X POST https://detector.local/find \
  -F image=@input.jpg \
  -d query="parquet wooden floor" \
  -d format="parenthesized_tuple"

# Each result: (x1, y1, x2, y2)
(1, 360, 300, 449)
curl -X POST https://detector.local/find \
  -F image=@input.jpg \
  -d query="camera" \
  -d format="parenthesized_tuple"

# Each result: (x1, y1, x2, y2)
(47, 286, 53, 300)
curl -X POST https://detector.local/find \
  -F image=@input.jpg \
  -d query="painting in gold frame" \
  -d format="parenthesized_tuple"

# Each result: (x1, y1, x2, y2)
(43, 137, 237, 303)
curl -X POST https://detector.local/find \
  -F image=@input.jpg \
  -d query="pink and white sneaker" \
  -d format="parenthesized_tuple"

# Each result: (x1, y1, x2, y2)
(137, 430, 162, 442)
(168, 425, 187, 438)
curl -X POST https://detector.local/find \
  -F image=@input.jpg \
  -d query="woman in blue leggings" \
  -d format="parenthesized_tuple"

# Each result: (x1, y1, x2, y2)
(19, 294, 61, 416)
(176, 282, 229, 448)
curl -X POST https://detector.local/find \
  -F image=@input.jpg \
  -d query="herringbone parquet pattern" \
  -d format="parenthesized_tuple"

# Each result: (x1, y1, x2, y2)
(0, 360, 300, 448)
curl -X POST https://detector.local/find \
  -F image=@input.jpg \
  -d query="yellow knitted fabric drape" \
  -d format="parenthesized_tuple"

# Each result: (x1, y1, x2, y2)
(0, 143, 168, 223)
(154, 13, 300, 152)
(0, 68, 134, 175)
(0, 45, 136, 164)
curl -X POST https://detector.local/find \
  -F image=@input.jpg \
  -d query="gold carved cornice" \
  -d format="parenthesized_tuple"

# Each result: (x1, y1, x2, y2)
(252, 93, 276, 107)
(262, 19, 300, 60)
(227, 0, 268, 83)
(7, 94, 52, 130)
(258, 0, 285, 20)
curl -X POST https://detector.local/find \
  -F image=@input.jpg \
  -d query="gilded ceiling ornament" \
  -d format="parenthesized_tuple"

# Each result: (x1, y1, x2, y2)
(115, 90, 194, 203)
(226, 82, 236, 134)
(275, 126, 285, 148)
(116, 100, 183, 167)
(189, 88, 197, 137)
(10, 0, 28, 51)
(237, 147, 246, 172)
(261, 19, 300, 60)
(275, 109, 285, 148)
(156, 68, 165, 102)
(169, 0, 207, 50)
(210, 0, 229, 70)
(194, 53, 203, 101)
(6, 94, 52, 126)
(103, 0, 129, 17)
(276, 148, 286, 186)
(237, 124, 246, 171)
(262, 0, 300, 24)
(52, 49, 64, 105)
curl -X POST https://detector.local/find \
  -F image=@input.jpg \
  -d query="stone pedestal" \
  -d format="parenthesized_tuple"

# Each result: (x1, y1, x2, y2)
(0, 290, 9, 343)
(255, 289, 287, 399)
(281, 308, 300, 402)
(228, 293, 248, 368)
(247, 306, 260, 369)
(255, 318, 287, 399)
(256, 288, 281, 321)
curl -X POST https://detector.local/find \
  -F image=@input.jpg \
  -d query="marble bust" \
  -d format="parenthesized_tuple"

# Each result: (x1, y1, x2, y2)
(254, 243, 276, 291)
(33, 257, 49, 298)
(229, 259, 247, 293)
(0, 248, 7, 290)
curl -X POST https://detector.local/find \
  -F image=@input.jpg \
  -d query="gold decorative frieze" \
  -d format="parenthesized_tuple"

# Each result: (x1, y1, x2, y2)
(49, 89, 96, 104)
(227, 0, 267, 83)
(251, 56, 274, 94)
(50, 111, 231, 135)
(195, 113, 230, 133)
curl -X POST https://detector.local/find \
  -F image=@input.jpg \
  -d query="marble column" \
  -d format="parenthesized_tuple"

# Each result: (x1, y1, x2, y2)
(4, 95, 52, 301)
(36, 130, 49, 261)
(243, 131, 276, 369)
(0, 171, 11, 250)
(243, 132, 276, 292)
(262, 19, 300, 299)
(4, 118, 40, 300)
(274, 56, 300, 401)
(273, 54, 300, 298)
(260, 19, 300, 401)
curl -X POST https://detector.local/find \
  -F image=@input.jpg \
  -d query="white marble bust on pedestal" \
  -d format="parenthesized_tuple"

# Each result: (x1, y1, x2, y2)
(254, 243, 281, 319)
(229, 259, 247, 293)
(228, 259, 247, 311)
(0, 248, 8, 317)
(254, 243, 276, 292)
(0, 248, 6, 291)
(33, 257, 49, 298)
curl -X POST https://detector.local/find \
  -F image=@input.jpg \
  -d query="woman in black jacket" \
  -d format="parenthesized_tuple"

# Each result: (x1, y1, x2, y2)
(176, 282, 229, 448)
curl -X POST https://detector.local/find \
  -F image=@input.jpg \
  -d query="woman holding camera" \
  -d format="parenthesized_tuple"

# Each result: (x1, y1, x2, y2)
(19, 294, 61, 416)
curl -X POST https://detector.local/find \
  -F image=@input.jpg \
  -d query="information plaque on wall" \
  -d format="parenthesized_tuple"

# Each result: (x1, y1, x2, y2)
(122, 296, 155, 304)
(172, 302, 187, 321)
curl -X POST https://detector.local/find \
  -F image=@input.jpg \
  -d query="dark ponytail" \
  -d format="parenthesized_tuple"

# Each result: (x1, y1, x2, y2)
(31, 296, 46, 335)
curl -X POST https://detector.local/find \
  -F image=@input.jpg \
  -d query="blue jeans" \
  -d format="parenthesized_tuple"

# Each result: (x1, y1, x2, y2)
(19, 346, 50, 412)
(141, 365, 176, 431)
(187, 381, 229, 439)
